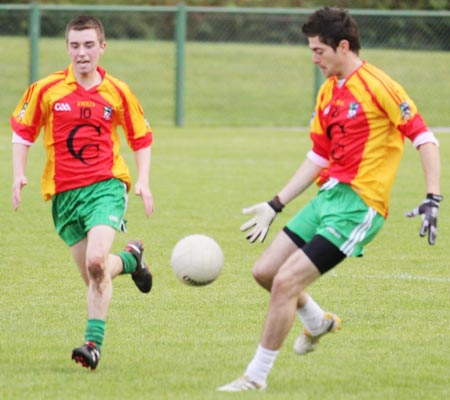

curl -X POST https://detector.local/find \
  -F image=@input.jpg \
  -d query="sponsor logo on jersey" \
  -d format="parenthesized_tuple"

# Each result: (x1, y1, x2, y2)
(347, 102, 359, 119)
(104, 106, 112, 121)
(399, 101, 411, 121)
(54, 102, 72, 111)
(77, 101, 96, 107)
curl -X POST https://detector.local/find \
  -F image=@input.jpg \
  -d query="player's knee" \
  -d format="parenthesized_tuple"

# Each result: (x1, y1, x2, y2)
(271, 273, 290, 296)
(87, 254, 106, 281)
(269, 276, 292, 306)
(271, 270, 306, 301)
(251, 261, 274, 290)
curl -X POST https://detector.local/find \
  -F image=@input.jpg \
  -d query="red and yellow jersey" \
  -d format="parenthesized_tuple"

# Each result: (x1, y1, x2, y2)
(309, 62, 431, 218)
(11, 65, 153, 201)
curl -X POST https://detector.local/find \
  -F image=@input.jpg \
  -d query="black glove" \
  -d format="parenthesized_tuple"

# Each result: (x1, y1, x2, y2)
(405, 193, 443, 245)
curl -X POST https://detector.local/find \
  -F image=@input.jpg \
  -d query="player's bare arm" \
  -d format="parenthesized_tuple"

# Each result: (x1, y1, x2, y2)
(405, 141, 442, 245)
(277, 157, 324, 205)
(418, 142, 441, 195)
(12, 143, 30, 211)
(133, 146, 154, 218)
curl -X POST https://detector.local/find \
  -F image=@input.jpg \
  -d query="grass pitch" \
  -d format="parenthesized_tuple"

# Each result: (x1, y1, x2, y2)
(1, 126, 449, 400)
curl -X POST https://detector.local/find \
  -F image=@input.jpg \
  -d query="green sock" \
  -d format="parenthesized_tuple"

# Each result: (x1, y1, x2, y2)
(85, 319, 106, 350)
(119, 251, 137, 274)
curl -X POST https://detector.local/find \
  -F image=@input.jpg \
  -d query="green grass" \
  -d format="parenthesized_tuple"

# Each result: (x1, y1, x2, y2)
(1, 37, 449, 127)
(1, 125, 449, 400)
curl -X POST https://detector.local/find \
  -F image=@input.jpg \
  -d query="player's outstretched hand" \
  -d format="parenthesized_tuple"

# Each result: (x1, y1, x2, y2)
(240, 202, 277, 243)
(12, 176, 28, 211)
(405, 194, 442, 245)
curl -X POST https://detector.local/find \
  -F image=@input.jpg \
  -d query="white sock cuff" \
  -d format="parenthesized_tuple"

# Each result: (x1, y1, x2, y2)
(245, 344, 279, 384)
(256, 344, 279, 358)
(297, 295, 325, 333)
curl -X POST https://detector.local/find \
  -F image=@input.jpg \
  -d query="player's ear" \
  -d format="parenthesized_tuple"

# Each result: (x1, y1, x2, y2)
(336, 39, 350, 55)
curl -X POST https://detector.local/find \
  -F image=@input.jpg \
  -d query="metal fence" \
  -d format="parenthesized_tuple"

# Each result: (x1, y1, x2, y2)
(1, 3, 449, 127)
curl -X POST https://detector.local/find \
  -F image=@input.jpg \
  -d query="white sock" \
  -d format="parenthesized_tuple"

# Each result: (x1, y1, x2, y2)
(245, 344, 279, 384)
(296, 294, 325, 335)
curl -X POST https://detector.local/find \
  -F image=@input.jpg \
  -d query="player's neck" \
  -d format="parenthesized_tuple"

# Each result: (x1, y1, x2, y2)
(75, 70, 102, 90)
(339, 56, 363, 80)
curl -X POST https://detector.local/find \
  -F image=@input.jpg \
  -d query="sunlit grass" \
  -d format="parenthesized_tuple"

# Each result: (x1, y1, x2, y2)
(1, 125, 449, 399)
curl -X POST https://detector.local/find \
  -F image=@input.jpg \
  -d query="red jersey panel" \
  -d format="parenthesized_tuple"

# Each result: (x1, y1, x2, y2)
(11, 65, 152, 200)
(310, 62, 429, 217)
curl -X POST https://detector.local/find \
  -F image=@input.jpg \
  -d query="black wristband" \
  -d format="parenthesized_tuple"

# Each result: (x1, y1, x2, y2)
(427, 193, 443, 202)
(268, 195, 285, 213)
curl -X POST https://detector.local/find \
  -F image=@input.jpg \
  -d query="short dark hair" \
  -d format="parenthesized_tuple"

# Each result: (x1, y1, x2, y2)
(302, 7, 361, 54)
(65, 15, 105, 44)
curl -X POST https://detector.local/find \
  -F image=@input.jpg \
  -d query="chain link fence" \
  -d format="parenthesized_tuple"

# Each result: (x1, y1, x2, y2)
(1, 4, 449, 128)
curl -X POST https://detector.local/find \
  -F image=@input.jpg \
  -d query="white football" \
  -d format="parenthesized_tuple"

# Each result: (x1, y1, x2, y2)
(170, 234, 224, 286)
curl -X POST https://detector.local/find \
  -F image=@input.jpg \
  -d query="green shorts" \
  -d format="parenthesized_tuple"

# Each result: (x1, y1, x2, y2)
(52, 178, 128, 246)
(286, 181, 385, 257)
